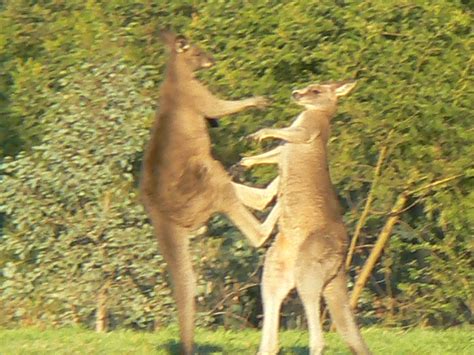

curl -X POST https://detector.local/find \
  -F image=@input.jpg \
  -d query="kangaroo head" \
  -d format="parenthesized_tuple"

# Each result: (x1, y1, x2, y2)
(292, 80, 357, 110)
(160, 31, 215, 71)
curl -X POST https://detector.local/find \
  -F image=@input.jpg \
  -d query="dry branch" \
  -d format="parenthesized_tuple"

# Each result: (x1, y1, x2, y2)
(346, 137, 390, 269)
(349, 193, 408, 309)
(349, 172, 463, 309)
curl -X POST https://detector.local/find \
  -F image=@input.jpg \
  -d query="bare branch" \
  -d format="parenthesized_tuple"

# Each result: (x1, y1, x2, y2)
(350, 193, 408, 310)
(346, 130, 393, 269)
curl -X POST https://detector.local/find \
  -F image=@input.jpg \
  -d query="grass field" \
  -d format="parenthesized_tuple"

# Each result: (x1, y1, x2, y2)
(0, 326, 472, 354)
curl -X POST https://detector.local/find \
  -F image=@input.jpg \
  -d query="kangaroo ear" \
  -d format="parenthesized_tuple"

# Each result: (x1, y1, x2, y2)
(334, 80, 357, 97)
(175, 35, 190, 53)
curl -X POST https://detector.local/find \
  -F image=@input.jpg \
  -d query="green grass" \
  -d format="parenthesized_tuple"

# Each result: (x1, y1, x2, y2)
(0, 326, 472, 354)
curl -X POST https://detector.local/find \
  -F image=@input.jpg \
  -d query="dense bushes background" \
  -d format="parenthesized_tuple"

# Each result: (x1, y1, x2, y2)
(0, 1, 472, 330)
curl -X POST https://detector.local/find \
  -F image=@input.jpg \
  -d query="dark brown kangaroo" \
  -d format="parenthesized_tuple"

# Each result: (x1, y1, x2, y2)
(140, 32, 278, 354)
(241, 80, 371, 355)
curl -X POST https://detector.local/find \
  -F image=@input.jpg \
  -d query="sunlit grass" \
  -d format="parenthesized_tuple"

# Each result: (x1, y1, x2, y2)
(0, 326, 472, 354)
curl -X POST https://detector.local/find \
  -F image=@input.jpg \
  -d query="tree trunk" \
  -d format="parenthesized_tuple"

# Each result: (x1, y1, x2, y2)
(71, 304, 81, 325)
(96, 278, 111, 332)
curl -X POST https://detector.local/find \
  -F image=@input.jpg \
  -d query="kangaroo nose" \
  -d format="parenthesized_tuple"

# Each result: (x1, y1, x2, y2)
(292, 91, 302, 100)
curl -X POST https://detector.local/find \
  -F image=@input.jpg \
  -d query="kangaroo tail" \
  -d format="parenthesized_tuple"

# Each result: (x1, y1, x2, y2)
(154, 215, 196, 355)
(323, 268, 371, 355)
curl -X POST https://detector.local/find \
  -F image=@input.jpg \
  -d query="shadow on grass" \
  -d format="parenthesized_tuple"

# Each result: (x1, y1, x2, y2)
(157, 341, 312, 354)
(157, 340, 223, 354)
(283, 346, 348, 354)
(281, 346, 308, 354)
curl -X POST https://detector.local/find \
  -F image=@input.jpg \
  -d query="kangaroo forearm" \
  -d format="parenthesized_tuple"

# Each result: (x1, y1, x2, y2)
(260, 127, 313, 144)
(248, 125, 319, 145)
(202, 98, 255, 117)
(240, 146, 282, 167)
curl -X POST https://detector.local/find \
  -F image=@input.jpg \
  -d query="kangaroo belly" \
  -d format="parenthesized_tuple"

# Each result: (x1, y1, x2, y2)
(279, 198, 347, 239)
(145, 154, 229, 229)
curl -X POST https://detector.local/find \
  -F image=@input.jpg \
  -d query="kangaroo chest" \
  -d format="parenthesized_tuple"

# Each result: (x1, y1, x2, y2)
(278, 139, 340, 232)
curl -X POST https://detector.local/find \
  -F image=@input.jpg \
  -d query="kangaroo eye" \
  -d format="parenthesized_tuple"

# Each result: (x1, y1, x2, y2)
(311, 89, 321, 94)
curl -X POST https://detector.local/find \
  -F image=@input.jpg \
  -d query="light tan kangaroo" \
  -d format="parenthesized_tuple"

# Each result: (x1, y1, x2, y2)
(240, 80, 371, 355)
(140, 32, 279, 354)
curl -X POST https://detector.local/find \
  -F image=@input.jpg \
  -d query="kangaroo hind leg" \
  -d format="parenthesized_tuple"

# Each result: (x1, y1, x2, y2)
(295, 255, 326, 355)
(224, 198, 280, 247)
(258, 240, 295, 355)
(323, 269, 371, 355)
(232, 177, 279, 211)
(150, 211, 196, 355)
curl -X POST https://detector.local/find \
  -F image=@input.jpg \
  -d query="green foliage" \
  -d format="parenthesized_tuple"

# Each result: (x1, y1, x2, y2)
(0, 57, 174, 328)
(0, 0, 472, 330)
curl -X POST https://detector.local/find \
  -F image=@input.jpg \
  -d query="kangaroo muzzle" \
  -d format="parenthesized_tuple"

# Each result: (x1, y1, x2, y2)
(292, 90, 304, 100)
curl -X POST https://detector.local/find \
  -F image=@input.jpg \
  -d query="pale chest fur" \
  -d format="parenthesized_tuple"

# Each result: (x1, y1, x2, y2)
(277, 111, 341, 232)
